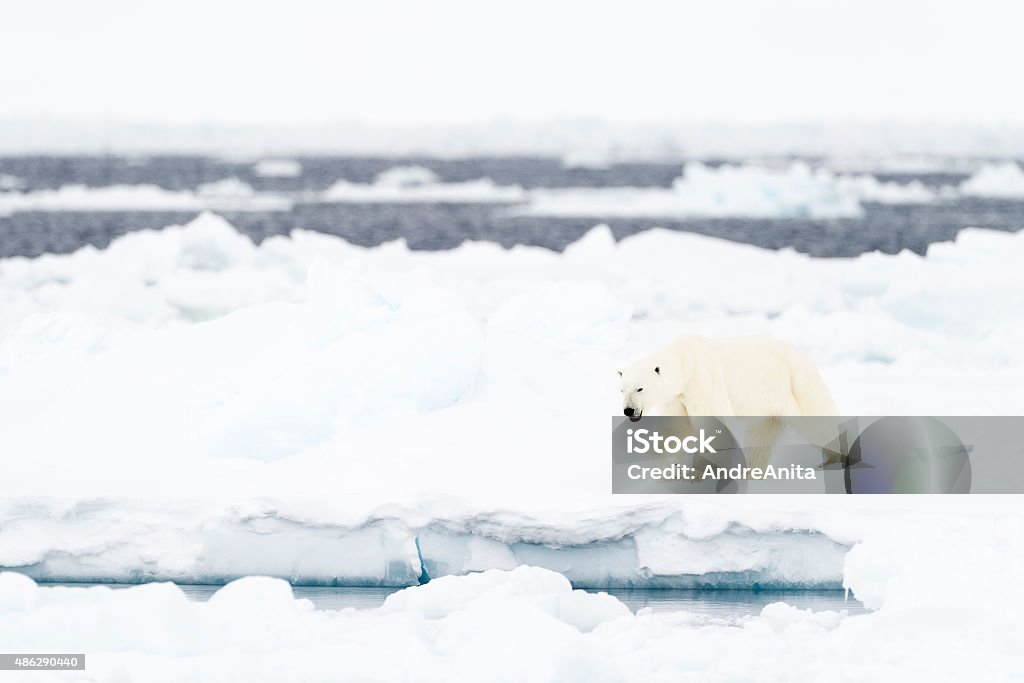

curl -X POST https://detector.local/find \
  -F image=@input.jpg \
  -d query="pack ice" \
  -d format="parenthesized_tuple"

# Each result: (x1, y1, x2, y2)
(0, 213, 1021, 672)
(1, 538, 1021, 683)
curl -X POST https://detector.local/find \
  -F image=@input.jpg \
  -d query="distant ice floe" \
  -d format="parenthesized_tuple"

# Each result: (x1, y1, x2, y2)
(834, 173, 951, 204)
(833, 161, 1024, 203)
(0, 178, 292, 214)
(3, 161, 1022, 219)
(522, 162, 864, 219)
(822, 155, 985, 174)
(0, 173, 24, 191)
(959, 161, 1024, 198)
(313, 161, 1023, 213)
(319, 165, 527, 203)
(252, 158, 303, 178)
(520, 162, 961, 219)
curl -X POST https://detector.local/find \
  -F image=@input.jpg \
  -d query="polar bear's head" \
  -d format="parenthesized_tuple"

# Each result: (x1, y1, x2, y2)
(618, 356, 673, 422)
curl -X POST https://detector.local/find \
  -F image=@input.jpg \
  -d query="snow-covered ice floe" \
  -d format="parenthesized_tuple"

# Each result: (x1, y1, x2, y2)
(0, 178, 292, 214)
(0, 212, 1022, 591)
(0, 211, 1022, 679)
(0, 497, 853, 588)
(822, 155, 987, 174)
(314, 160, 984, 214)
(519, 161, 972, 219)
(959, 161, 1024, 198)
(3, 161, 1019, 220)
(522, 162, 865, 218)
(834, 173, 952, 204)
(2, 544, 1022, 682)
(252, 158, 303, 178)
(0, 173, 25, 191)
(318, 165, 527, 203)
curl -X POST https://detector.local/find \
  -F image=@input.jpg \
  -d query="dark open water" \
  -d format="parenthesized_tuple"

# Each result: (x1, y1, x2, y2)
(2, 155, 1022, 259)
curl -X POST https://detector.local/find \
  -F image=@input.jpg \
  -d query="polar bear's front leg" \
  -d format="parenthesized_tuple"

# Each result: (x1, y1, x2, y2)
(744, 416, 785, 471)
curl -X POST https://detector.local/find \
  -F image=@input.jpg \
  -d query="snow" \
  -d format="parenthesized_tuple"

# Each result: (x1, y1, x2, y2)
(1, 556, 1021, 682)
(523, 162, 865, 218)
(375, 165, 444, 187)
(959, 161, 1024, 198)
(835, 173, 948, 204)
(0, 173, 24, 191)
(521, 162, 959, 219)
(0, 212, 1022, 592)
(0, 180, 292, 213)
(0, 211, 1022, 678)
(252, 158, 303, 178)
(4, 161, 1019, 221)
(822, 155, 984, 174)
(320, 165, 526, 203)
(378, 565, 631, 630)
(520, 161, 1024, 219)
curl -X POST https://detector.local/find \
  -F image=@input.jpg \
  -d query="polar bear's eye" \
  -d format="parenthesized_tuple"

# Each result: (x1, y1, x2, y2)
(637, 387, 643, 392)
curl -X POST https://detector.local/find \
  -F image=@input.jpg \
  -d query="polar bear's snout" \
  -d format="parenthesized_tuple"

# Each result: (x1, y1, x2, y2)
(622, 396, 643, 422)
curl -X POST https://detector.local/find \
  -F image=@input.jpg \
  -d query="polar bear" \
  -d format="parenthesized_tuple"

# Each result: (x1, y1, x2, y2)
(618, 336, 839, 470)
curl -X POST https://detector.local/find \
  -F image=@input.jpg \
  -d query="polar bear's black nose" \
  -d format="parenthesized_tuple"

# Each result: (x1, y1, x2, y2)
(623, 407, 635, 417)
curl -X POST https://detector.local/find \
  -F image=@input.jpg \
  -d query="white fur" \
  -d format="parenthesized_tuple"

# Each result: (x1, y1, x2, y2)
(619, 336, 839, 469)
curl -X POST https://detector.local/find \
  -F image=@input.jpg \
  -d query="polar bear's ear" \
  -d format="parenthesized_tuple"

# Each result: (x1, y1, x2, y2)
(654, 366, 660, 374)
(617, 370, 622, 377)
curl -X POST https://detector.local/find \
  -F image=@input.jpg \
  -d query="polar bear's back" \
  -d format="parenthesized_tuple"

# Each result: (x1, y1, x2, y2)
(688, 335, 837, 416)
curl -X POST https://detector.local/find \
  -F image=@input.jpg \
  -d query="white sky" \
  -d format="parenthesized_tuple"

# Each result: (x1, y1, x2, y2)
(2, 0, 1022, 126)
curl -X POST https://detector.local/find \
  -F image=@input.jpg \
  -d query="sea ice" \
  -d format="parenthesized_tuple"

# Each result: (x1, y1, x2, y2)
(319, 165, 526, 203)
(0, 180, 292, 214)
(960, 161, 1024, 198)
(253, 158, 303, 178)
(0, 213, 1021, 593)
(0, 559, 1021, 681)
